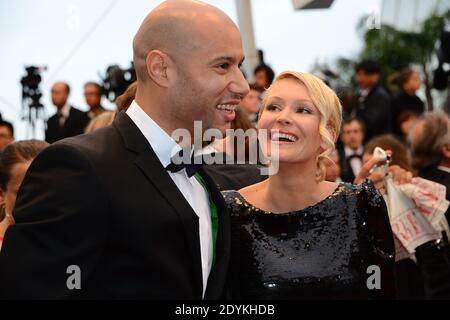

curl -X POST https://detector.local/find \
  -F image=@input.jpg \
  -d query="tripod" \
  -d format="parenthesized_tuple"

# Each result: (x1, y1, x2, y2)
(20, 66, 47, 139)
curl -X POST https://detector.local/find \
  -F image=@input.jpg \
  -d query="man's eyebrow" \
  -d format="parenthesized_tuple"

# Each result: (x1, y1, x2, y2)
(210, 56, 245, 65)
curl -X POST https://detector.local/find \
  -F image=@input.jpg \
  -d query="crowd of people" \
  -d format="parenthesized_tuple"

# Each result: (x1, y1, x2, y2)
(0, 0, 449, 300)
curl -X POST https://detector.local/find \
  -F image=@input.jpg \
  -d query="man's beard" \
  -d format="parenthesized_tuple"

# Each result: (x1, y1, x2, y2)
(170, 76, 215, 133)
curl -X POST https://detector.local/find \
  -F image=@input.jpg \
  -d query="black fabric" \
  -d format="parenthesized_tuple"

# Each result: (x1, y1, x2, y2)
(223, 181, 396, 299)
(337, 146, 362, 183)
(354, 84, 392, 142)
(203, 156, 267, 191)
(414, 168, 450, 299)
(391, 91, 425, 137)
(0, 111, 230, 299)
(347, 154, 363, 161)
(166, 147, 202, 178)
(45, 106, 90, 143)
(415, 234, 450, 299)
(394, 259, 426, 299)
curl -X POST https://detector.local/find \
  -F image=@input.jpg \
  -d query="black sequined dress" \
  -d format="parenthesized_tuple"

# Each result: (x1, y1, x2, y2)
(223, 180, 395, 299)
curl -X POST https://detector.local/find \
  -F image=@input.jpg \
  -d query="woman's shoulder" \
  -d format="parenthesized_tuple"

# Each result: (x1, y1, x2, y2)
(340, 179, 382, 201)
(332, 180, 387, 218)
(221, 189, 252, 217)
(221, 189, 249, 206)
(221, 189, 241, 203)
(223, 181, 264, 204)
(222, 181, 266, 214)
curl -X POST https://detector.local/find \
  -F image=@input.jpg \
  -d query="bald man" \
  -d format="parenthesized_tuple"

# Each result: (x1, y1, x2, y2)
(45, 81, 90, 143)
(0, 0, 248, 299)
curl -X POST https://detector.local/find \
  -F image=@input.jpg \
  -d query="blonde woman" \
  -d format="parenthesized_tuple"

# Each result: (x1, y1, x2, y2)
(223, 71, 395, 299)
(84, 111, 116, 133)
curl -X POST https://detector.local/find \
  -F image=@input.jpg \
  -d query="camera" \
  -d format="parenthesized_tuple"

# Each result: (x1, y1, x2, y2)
(101, 62, 136, 103)
(20, 65, 47, 137)
(20, 66, 46, 109)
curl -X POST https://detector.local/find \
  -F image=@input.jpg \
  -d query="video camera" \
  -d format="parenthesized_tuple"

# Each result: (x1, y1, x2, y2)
(101, 62, 136, 103)
(20, 65, 46, 109)
(20, 65, 47, 138)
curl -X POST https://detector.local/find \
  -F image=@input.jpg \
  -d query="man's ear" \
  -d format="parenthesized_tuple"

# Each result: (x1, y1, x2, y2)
(145, 50, 172, 87)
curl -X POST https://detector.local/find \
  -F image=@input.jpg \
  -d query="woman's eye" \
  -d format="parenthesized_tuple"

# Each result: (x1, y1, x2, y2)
(297, 107, 312, 114)
(266, 104, 280, 111)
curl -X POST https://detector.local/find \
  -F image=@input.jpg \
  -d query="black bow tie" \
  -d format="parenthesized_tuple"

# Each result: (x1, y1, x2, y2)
(165, 147, 203, 178)
(347, 153, 362, 160)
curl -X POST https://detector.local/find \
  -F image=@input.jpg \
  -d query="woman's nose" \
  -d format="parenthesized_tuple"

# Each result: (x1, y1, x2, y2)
(276, 108, 292, 126)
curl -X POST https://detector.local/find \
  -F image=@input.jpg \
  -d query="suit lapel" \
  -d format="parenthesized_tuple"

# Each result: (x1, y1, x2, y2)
(113, 111, 204, 298)
(345, 157, 356, 181)
(198, 167, 230, 299)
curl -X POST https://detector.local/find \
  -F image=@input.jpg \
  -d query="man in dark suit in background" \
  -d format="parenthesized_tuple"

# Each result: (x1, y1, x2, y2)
(45, 82, 89, 143)
(0, 0, 249, 299)
(354, 59, 392, 142)
(338, 117, 365, 183)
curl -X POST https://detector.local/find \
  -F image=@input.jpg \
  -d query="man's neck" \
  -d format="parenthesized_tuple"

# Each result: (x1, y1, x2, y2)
(135, 88, 185, 141)
(89, 105, 103, 116)
(57, 103, 69, 114)
(404, 88, 415, 96)
(361, 83, 377, 92)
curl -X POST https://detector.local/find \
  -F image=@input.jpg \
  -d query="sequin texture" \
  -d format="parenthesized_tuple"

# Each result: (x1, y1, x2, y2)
(222, 180, 396, 299)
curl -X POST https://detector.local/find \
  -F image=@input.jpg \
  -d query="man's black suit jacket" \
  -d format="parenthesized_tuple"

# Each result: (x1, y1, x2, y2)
(417, 166, 450, 299)
(355, 84, 392, 142)
(419, 166, 450, 206)
(45, 106, 90, 143)
(202, 153, 267, 191)
(0, 111, 230, 299)
(337, 146, 358, 183)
